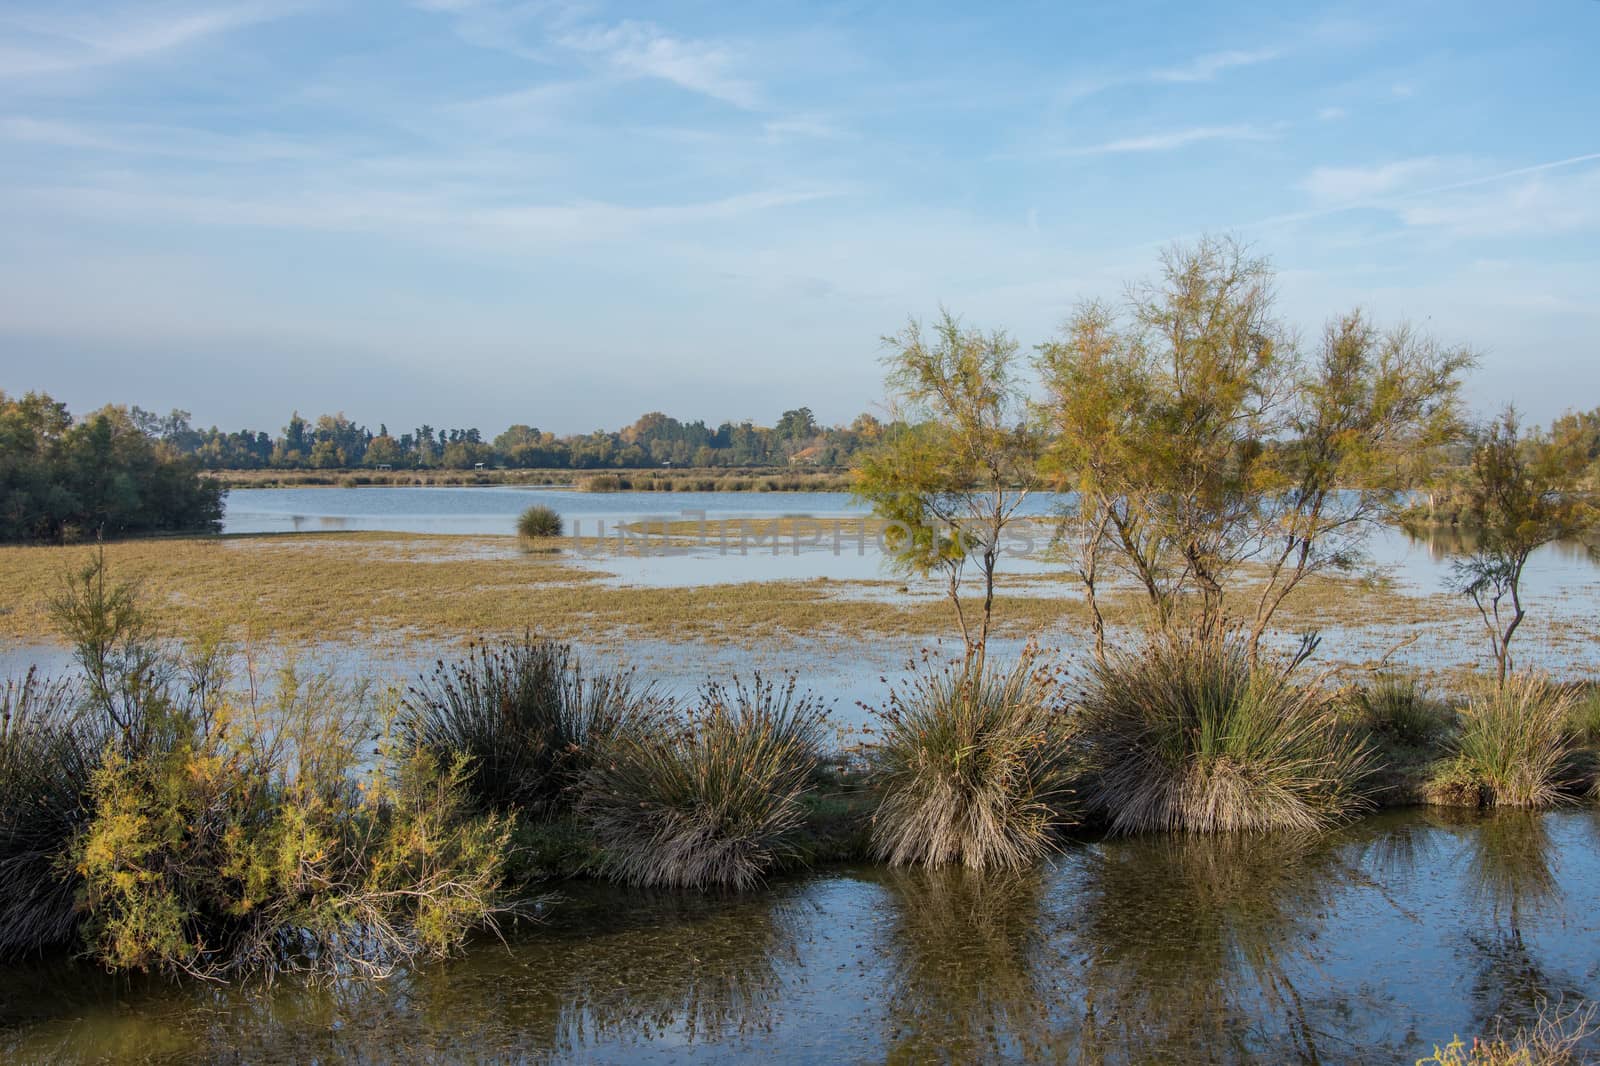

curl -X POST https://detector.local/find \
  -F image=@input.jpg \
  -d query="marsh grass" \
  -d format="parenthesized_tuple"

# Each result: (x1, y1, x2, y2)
(579, 675, 828, 891)
(0, 669, 102, 955)
(1566, 684, 1600, 744)
(869, 654, 1076, 871)
(516, 505, 563, 540)
(1439, 675, 1581, 809)
(1346, 672, 1455, 749)
(402, 636, 660, 818)
(1078, 632, 1375, 834)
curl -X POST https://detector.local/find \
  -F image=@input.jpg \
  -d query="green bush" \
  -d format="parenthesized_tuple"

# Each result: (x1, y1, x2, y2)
(1347, 672, 1454, 749)
(403, 636, 658, 818)
(579, 676, 827, 890)
(1077, 632, 1374, 834)
(0, 669, 103, 956)
(516, 504, 563, 539)
(869, 655, 1075, 870)
(72, 678, 513, 982)
(1441, 675, 1580, 809)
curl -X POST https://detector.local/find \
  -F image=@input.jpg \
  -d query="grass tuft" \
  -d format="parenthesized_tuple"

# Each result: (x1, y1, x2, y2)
(1077, 631, 1375, 834)
(1346, 672, 1455, 749)
(868, 654, 1076, 871)
(517, 505, 564, 540)
(579, 675, 827, 891)
(402, 635, 660, 818)
(1441, 675, 1580, 809)
(0, 669, 102, 956)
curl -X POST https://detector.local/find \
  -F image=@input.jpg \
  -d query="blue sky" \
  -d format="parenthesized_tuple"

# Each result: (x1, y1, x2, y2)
(1, 1, 1596, 434)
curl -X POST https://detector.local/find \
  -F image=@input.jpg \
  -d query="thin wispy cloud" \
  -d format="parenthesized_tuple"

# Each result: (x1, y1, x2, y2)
(0, 3, 297, 79)
(1052, 123, 1276, 158)
(557, 19, 760, 109)
(1300, 157, 1448, 204)
(1059, 41, 1286, 104)
(1152, 47, 1282, 83)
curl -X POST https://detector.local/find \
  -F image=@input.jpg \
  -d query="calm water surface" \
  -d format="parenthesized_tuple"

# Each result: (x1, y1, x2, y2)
(3, 808, 1597, 1064)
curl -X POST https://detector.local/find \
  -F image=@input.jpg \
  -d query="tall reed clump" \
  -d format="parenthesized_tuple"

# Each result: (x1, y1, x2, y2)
(578, 676, 827, 891)
(1438, 675, 1580, 808)
(402, 636, 659, 818)
(0, 669, 102, 955)
(1345, 672, 1455, 750)
(1077, 632, 1374, 834)
(579, 474, 622, 493)
(516, 504, 563, 540)
(869, 655, 1076, 871)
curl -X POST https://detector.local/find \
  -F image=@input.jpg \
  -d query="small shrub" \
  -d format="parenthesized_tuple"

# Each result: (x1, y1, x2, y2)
(72, 683, 514, 982)
(1077, 632, 1375, 834)
(0, 669, 102, 955)
(578, 474, 621, 493)
(579, 675, 827, 891)
(1348, 672, 1454, 749)
(1444, 675, 1580, 809)
(869, 655, 1076, 870)
(516, 504, 564, 539)
(403, 636, 658, 818)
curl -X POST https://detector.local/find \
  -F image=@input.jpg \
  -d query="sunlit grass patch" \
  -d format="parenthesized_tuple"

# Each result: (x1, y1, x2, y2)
(1432, 675, 1582, 809)
(1078, 632, 1375, 834)
(869, 654, 1076, 870)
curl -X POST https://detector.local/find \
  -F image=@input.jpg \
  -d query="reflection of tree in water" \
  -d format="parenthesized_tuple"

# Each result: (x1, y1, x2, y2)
(1067, 831, 1362, 1063)
(1455, 810, 1586, 1044)
(875, 865, 1064, 1063)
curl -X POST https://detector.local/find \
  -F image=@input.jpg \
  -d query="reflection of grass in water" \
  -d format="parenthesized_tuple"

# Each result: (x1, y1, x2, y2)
(1070, 831, 1360, 1061)
(1464, 810, 1561, 934)
(876, 865, 1063, 1062)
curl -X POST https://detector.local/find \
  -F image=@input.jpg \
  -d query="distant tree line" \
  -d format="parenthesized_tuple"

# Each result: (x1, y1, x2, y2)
(1, 393, 223, 543)
(127, 405, 891, 472)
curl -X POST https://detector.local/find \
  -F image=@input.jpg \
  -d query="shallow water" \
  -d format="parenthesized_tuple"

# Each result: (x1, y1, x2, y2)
(220, 487, 1600, 598)
(4, 808, 1598, 1064)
